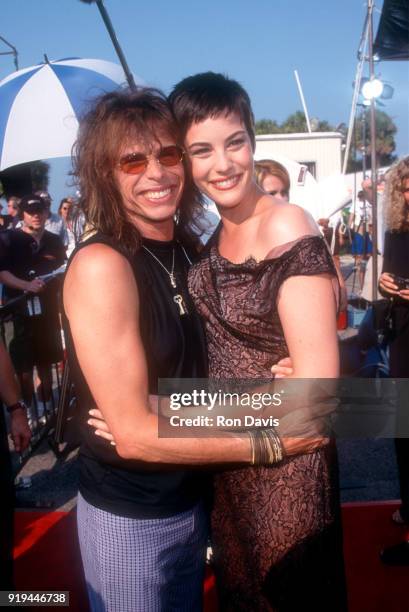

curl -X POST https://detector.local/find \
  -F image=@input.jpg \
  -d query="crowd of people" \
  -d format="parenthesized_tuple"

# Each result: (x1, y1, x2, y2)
(0, 72, 408, 610)
(0, 192, 81, 415)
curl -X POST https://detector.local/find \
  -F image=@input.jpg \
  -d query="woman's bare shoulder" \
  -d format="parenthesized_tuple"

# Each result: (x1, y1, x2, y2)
(259, 202, 319, 249)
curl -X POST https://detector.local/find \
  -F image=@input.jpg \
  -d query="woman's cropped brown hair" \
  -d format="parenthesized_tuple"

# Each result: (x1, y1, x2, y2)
(384, 156, 409, 232)
(169, 72, 256, 150)
(73, 87, 205, 253)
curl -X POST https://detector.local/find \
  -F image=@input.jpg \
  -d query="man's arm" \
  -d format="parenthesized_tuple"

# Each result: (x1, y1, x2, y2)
(64, 243, 251, 465)
(0, 270, 45, 293)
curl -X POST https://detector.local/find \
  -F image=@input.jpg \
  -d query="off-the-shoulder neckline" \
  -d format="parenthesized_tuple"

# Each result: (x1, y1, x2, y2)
(211, 233, 324, 267)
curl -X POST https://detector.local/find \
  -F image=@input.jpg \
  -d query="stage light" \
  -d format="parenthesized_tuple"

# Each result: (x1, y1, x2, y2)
(362, 78, 384, 100)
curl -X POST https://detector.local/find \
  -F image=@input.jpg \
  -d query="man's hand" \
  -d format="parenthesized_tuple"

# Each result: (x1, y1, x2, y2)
(398, 288, 409, 302)
(25, 278, 45, 293)
(10, 408, 31, 452)
(282, 436, 329, 456)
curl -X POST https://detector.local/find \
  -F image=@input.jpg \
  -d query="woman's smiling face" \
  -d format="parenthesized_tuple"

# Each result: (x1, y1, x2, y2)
(184, 111, 255, 211)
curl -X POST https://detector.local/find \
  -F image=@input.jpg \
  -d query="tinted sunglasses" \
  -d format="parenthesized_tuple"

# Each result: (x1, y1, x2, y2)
(118, 145, 184, 175)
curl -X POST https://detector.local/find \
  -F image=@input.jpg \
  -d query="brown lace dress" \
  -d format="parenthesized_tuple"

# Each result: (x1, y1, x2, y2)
(188, 235, 347, 612)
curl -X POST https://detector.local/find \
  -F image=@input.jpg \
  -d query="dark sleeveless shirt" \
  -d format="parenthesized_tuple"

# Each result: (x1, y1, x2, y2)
(63, 232, 209, 519)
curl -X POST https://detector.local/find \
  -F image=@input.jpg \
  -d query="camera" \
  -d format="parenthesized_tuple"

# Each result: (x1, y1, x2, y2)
(392, 275, 409, 291)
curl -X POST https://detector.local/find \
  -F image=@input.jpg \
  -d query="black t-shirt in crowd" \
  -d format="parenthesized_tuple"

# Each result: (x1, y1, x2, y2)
(0, 229, 66, 316)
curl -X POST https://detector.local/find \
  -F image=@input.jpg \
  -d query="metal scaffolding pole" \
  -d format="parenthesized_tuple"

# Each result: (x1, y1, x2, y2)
(368, 0, 378, 301)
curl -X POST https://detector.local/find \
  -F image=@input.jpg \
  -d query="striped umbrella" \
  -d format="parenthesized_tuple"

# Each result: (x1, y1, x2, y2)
(0, 57, 143, 170)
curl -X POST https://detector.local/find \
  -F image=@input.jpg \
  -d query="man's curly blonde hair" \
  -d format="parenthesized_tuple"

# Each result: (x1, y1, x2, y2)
(384, 156, 409, 232)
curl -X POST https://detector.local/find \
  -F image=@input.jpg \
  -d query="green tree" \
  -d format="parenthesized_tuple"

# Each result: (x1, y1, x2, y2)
(30, 160, 50, 191)
(280, 111, 309, 133)
(256, 111, 335, 135)
(354, 109, 397, 169)
(0, 160, 50, 199)
(255, 108, 397, 173)
(255, 119, 281, 134)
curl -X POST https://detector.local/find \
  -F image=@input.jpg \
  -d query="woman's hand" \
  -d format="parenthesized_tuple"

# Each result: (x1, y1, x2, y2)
(379, 272, 399, 296)
(88, 393, 160, 442)
(271, 357, 293, 379)
(88, 408, 115, 444)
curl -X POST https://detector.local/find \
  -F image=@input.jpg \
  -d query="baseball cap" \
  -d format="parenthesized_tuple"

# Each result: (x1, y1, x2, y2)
(19, 194, 48, 213)
(35, 190, 52, 205)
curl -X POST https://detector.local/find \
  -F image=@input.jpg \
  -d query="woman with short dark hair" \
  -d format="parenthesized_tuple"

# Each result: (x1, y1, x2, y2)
(169, 72, 346, 611)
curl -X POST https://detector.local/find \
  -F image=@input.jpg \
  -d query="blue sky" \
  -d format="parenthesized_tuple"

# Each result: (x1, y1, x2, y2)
(1, 0, 408, 207)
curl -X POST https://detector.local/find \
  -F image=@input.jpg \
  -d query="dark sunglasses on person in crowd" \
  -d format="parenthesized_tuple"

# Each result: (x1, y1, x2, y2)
(118, 145, 184, 175)
(268, 189, 289, 198)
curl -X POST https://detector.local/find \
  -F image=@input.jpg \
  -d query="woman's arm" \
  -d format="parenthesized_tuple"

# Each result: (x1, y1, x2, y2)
(266, 204, 339, 378)
(277, 273, 339, 378)
(64, 243, 251, 464)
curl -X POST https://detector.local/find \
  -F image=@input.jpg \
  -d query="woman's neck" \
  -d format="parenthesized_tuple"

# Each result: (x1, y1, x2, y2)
(217, 184, 269, 235)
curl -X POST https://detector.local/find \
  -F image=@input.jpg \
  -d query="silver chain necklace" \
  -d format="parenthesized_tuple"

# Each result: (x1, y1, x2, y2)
(142, 245, 176, 287)
(142, 244, 191, 315)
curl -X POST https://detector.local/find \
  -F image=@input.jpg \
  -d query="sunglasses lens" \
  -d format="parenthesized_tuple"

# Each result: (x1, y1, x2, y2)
(119, 146, 183, 174)
(158, 146, 183, 166)
(119, 155, 147, 174)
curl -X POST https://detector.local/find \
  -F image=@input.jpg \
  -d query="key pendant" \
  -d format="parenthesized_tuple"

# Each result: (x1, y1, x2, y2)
(174, 294, 187, 315)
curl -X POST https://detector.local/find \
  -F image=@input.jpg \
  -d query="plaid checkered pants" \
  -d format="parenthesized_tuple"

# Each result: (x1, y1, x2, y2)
(77, 492, 208, 611)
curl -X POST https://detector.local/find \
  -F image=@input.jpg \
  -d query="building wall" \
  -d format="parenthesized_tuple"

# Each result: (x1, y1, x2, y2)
(255, 133, 343, 181)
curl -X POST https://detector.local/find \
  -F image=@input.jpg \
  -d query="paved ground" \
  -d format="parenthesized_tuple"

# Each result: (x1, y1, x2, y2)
(13, 436, 400, 512)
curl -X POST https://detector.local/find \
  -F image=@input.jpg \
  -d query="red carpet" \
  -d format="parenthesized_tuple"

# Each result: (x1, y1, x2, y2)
(14, 502, 409, 611)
